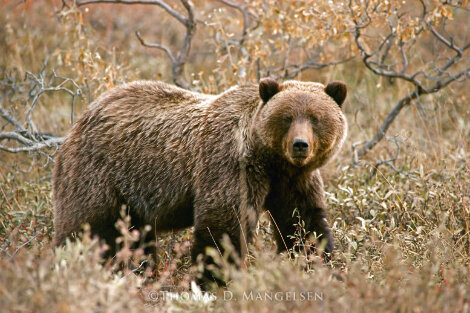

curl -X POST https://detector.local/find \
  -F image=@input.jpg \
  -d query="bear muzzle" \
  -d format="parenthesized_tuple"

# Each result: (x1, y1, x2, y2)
(292, 138, 309, 159)
(284, 119, 316, 167)
(285, 137, 316, 167)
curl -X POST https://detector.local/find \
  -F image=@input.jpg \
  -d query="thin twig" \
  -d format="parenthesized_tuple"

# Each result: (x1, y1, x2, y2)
(135, 31, 176, 63)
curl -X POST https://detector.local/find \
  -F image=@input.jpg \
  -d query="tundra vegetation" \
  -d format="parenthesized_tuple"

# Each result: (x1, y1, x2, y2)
(0, 0, 469, 312)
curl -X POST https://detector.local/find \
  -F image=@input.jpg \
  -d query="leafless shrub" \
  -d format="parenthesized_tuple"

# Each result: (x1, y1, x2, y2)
(76, 0, 196, 89)
(348, 0, 470, 159)
(0, 59, 81, 161)
(74, 0, 355, 91)
(206, 0, 355, 88)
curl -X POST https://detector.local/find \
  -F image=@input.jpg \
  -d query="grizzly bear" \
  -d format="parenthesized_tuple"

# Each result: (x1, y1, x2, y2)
(53, 78, 347, 284)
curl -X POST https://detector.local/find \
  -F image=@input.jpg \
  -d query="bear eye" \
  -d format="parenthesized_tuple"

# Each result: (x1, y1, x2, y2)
(282, 116, 292, 126)
(310, 116, 319, 125)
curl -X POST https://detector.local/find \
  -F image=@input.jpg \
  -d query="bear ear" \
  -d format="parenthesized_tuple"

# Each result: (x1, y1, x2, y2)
(259, 78, 280, 103)
(325, 81, 347, 107)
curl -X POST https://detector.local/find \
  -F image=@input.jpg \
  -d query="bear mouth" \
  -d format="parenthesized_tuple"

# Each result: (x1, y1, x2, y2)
(292, 154, 309, 161)
(291, 156, 309, 167)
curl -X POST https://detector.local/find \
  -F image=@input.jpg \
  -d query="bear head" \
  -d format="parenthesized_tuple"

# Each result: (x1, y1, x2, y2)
(255, 78, 348, 170)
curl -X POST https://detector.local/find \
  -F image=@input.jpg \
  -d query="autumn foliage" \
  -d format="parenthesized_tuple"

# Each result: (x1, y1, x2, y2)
(0, 1, 469, 312)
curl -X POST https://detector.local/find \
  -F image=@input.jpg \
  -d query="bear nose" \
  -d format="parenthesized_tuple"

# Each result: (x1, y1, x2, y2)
(292, 138, 309, 155)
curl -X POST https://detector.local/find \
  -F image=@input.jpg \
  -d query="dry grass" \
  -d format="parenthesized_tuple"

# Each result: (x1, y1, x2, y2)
(0, 1, 469, 312)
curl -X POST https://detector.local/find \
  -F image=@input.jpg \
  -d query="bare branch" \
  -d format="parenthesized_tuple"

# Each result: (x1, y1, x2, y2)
(283, 57, 355, 80)
(377, 17, 396, 66)
(429, 26, 462, 54)
(356, 89, 420, 158)
(399, 42, 408, 73)
(259, 56, 355, 81)
(366, 137, 412, 181)
(170, 0, 195, 89)
(0, 137, 65, 153)
(348, 0, 470, 159)
(177, 1, 196, 65)
(0, 107, 25, 132)
(214, 0, 256, 80)
(352, 24, 428, 90)
(0, 132, 35, 146)
(75, 0, 196, 88)
(0, 62, 81, 157)
(428, 26, 470, 74)
(215, 0, 254, 46)
(356, 64, 470, 159)
(135, 31, 176, 63)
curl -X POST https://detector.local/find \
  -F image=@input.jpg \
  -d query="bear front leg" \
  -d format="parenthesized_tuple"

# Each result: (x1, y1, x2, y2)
(301, 207, 335, 258)
(266, 172, 334, 260)
(191, 164, 269, 289)
(191, 201, 245, 290)
(269, 206, 334, 255)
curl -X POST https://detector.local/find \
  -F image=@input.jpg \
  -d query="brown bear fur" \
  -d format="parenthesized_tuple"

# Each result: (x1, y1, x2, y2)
(53, 78, 347, 282)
